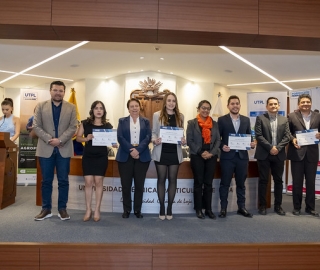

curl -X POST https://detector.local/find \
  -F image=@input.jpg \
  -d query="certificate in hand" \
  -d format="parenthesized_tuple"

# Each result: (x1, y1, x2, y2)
(92, 129, 117, 146)
(228, 133, 251, 150)
(296, 129, 319, 146)
(159, 126, 184, 144)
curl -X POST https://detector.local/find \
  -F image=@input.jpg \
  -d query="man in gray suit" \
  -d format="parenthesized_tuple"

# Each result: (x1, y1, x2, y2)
(287, 93, 320, 217)
(34, 81, 77, 221)
(254, 97, 290, 216)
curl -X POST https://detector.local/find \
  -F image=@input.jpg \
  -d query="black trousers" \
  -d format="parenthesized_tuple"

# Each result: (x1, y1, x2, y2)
(291, 158, 317, 211)
(118, 156, 150, 212)
(190, 154, 217, 211)
(219, 153, 248, 209)
(257, 155, 284, 208)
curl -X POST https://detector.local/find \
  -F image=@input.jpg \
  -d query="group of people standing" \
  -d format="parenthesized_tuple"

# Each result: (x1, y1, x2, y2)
(2, 80, 319, 222)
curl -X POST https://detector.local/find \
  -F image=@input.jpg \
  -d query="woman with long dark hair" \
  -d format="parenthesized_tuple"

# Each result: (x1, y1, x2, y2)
(0, 98, 20, 142)
(76, 100, 115, 222)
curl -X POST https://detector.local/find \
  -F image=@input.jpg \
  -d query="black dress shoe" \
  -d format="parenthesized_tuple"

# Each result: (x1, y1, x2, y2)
(292, 209, 300, 216)
(196, 210, 205, 219)
(205, 210, 216, 219)
(258, 207, 267, 215)
(218, 209, 227, 218)
(134, 211, 143, 218)
(237, 207, 253, 218)
(305, 209, 319, 217)
(274, 206, 286, 216)
(122, 211, 130, 218)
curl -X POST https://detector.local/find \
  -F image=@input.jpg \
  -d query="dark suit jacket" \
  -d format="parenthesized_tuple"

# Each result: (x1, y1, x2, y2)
(254, 113, 290, 161)
(186, 117, 220, 157)
(217, 114, 252, 160)
(287, 111, 320, 162)
(115, 116, 151, 162)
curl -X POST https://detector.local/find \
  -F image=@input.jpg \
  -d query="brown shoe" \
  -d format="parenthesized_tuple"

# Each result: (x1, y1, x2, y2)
(34, 209, 52, 221)
(58, 209, 70, 221)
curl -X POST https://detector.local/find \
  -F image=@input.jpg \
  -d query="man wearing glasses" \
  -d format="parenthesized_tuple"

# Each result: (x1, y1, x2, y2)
(217, 95, 255, 218)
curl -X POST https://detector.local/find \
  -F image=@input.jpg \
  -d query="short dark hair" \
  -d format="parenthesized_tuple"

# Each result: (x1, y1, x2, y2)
(127, 98, 141, 109)
(228, 95, 240, 105)
(50, 81, 66, 91)
(298, 93, 312, 104)
(266, 97, 279, 105)
(196, 100, 212, 110)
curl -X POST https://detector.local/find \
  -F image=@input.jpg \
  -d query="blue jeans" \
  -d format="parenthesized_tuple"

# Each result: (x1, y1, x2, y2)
(39, 150, 70, 210)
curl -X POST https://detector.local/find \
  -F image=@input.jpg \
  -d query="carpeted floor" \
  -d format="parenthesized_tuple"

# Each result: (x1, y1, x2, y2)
(0, 186, 319, 244)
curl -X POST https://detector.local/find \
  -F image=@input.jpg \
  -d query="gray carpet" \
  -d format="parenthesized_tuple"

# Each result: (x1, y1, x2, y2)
(0, 186, 320, 244)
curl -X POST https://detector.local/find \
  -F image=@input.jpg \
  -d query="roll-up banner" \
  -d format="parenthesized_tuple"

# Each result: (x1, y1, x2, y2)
(287, 87, 320, 197)
(18, 89, 50, 185)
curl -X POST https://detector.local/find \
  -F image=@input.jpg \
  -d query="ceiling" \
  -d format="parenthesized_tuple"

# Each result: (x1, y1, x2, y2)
(1, 39, 320, 92)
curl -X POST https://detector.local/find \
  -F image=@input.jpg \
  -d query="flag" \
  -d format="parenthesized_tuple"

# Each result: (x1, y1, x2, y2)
(68, 88, 81, 140)
(211, 92, 224, 121)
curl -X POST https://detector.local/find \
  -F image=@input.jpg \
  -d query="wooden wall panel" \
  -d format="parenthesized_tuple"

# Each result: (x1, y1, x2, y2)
(52, 0, 158, 29)
(158, 0, 258, 33)
(259, 245, 320, 270)
(0, 245, 39, 270)
(0, 0, 51, 25)
(40, 246, 152, 270)
(259, 0, 320, 38)
(0, 25, 58, 40)
(153, 246, 259, 270)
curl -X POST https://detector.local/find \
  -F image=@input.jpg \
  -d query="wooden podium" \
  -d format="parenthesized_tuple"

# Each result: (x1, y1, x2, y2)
(0, 132, 18, 209)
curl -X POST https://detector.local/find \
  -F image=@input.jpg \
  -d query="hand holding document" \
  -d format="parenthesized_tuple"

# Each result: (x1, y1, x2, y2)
(159, 126, 184, 144)
(228, 133, 251, 150)
(92, 129, 117, 146)
(296, 129, 319, 146)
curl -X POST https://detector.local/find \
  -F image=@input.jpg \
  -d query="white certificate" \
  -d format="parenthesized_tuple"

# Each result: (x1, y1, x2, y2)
(92, 129, 117, 146)
(228, 133, 251, 150)
(296, 129, 319, 146)
(159, 126, 184, 144)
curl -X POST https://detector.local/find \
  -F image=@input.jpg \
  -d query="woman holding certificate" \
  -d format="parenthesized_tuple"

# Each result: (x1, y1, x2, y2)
(152, 92, 186, 220)
(186, 100, 220, 219)
(76, 100, 114, 222)
(116, 98, 151, 219)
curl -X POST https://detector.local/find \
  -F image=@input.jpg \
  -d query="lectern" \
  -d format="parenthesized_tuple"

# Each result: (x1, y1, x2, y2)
(0, 132, 18, 209)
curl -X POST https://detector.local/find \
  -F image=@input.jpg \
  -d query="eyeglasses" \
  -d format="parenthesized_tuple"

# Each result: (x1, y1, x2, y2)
(200, 106, 211, 111)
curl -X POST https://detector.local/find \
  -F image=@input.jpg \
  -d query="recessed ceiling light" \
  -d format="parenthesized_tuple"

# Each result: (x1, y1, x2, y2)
(160, 58, 164, 60)
(170, 72, 173, 74)
(140, 56, 144, 60)
(128, 71, 131, 73)
(158, 70, 161, 72)
(140, 70, 144, 71)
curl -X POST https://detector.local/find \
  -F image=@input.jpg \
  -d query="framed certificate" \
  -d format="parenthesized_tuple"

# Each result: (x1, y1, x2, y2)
(92, 129, 117, 146)
(228, 133, 251, 150)
(296, 129, 319, 146)
(159, 126, 184, 144)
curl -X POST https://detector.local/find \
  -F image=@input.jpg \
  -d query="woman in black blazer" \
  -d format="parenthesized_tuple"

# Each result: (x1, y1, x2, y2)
(186, 100, 220, 219)
(116, 98, 151, 219)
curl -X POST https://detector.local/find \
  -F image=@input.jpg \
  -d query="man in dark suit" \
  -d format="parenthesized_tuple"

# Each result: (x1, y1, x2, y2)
(287, 93, 320, 217)
(254, 97, 290, 216)
(217, 95, 255, 218)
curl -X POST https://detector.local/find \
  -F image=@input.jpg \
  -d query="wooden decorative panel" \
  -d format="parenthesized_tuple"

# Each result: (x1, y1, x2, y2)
(0, 0, 51, 25)
(259, 0, 320, 38)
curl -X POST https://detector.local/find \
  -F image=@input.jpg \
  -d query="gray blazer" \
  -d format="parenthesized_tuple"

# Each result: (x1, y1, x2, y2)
(151, 111, 184, 163)
(254, 113, 290, 161)
(33, 99, 78, 158)
(186, 117, 220, 157)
